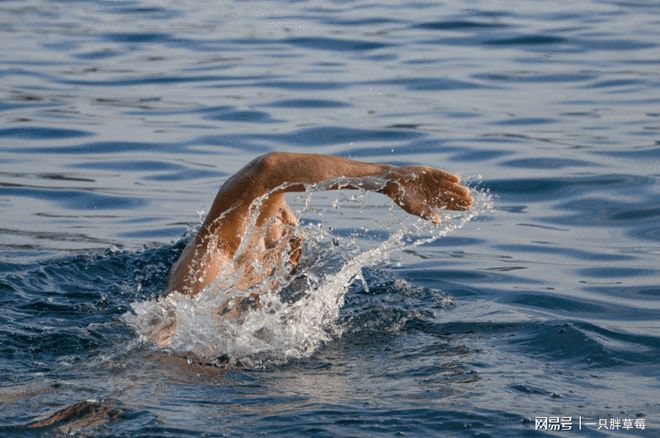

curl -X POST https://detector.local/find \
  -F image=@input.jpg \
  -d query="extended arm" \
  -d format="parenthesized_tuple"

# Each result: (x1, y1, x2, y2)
(167, 152, 472, 295)
(206, 152, 470, 225)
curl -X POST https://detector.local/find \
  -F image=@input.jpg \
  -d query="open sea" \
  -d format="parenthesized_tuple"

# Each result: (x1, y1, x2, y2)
(1, 0, 659, 436)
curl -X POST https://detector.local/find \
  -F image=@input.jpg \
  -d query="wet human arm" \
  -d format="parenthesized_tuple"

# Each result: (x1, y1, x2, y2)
(167, 152, 472, 295)
(247, 152, 473, 222)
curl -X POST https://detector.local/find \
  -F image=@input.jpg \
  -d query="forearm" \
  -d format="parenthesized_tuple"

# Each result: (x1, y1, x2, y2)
(255, 152, 391, 193)
(211, 152, 388, 215)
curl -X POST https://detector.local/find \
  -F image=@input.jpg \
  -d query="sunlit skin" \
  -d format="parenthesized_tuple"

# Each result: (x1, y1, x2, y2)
(166, 152, 473, 299)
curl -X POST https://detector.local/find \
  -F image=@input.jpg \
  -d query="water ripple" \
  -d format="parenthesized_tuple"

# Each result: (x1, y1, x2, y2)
(414, 20, 509, 31)
(0, 127, 93, 139)
(284, 37, 391, 51)
(1, 0, 660, 435)
(485, 34, 567, 46)
(0, 186, 145, 210)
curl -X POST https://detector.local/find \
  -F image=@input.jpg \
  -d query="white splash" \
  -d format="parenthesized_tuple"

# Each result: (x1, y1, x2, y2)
(124, 180, 492, 367)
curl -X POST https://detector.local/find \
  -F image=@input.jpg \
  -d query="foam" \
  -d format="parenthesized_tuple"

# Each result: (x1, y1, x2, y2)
(124, 179, 492, 367)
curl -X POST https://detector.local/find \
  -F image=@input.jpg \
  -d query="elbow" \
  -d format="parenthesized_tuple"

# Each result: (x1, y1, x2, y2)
(241, 152, 289, 192)
(253, 152, 298, 179)
(255, 151, 289, 172)
(248, 152, 305, 193)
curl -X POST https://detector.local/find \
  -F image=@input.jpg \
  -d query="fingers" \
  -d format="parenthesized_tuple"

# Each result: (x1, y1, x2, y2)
(418, 188, 471, 223)
(440, 171, 460, 184)
(441, 190, 472, 210)
(423, 178, 472, 210)
(427, 168, 460, 184)
(445, 185, 473, 210)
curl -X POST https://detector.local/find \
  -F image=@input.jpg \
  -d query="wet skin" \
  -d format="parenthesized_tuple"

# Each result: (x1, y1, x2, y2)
(166, 152, 473, 298)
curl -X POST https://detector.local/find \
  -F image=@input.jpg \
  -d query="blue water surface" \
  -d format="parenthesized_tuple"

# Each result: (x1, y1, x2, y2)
(1, 0, 659, 436)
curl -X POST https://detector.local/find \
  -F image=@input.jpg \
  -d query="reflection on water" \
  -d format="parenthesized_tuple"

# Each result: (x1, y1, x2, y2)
(1, 0, 659, 436)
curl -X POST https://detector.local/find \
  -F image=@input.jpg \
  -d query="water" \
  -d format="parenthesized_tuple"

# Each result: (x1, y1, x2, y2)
(1, 0, 659, 436)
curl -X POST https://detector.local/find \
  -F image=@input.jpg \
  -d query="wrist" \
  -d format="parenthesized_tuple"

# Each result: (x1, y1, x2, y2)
(376, 164, 398, 194)
(378, 163, 395, 176)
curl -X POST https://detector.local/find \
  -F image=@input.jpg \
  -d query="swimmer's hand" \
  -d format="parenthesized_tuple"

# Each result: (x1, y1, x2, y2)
(380, 166, 473, 224)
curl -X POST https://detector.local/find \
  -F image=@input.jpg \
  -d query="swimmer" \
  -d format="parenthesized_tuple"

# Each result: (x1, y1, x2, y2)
(166, 152, 473, 298)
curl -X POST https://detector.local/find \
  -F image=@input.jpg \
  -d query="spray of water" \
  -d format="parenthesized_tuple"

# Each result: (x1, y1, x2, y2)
(124, 177, 492, 367)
